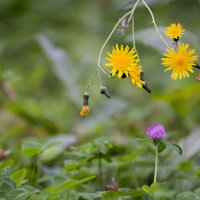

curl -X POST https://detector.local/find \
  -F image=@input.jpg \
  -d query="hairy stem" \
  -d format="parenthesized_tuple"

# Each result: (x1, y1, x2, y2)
(154, 146, 158, 183)
(141, 0, 170, 49)
(97, 0, 141, 67)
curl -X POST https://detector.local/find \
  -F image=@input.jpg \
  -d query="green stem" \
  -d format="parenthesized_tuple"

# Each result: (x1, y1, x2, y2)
(31, 156, 37, 185)
(97, 68, 103, 88)
(98, 153, 103, 190)
(85, 70, 98, 92)
(131, 15, 140, 62)
(141, 0, 171, 49)
(97, 0, 141, 67)
(67, 190, 70, 200)
(154, 146, 158, 183)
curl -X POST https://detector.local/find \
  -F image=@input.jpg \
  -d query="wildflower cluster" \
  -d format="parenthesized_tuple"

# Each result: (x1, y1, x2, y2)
(80, 0, 199, 116)
(105, 44, 144, 88)
(162, 23, 198, 80)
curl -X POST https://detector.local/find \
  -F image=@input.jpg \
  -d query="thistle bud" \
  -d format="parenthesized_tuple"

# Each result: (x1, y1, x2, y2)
(100, 87, 111, 98)
(105, 177, 118, 191)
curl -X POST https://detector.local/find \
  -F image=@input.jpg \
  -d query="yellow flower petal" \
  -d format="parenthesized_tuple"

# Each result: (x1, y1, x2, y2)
(165, 23, 185, 39)
(105, 44, 139, 78)
(161, 43, 198, 80)
(80, 106, 90, 117)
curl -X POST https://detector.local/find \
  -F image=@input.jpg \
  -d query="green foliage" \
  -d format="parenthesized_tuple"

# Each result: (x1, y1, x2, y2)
(11, 168, 27, 187)
(21, 140, 60, 157)
(100, 189, 146, 200)
(176, 190, 200, 200)
(0, 0, 200, 199)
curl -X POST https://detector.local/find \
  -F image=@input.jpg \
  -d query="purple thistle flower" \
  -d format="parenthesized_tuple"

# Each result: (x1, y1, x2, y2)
(146, 124, 166, 141)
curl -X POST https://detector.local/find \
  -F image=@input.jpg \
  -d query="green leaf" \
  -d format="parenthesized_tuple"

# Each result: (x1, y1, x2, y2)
(180, 161, 192, 172)
(172, 144, 182, 155)
(136, 138, 152, 144)
(142, 184, 150, 193)
(119, 148, 146, 162)
(121, 189, 146, 197)
(150, 182, 160, 193)
(79, 192, 100, 200)
(41, 141, 61, 152)
(75, 176, 96, 185)
(100, 190, 145, 200)
(64, 160, 80, 171)
(11, 168, 27, 187)
(21, 141, 42, 157)
(0, 176, 16, 194)
(59, 179, 77, 190)
(194, 188, 200, 197)
(0, 159, 14, 169)
(176, 191, 198, 200)
(99, 191, 120, 200)
(166, 143, 182, 155)
(157, 141, 166, 153)
(9, 185, 39, 200)
(59, 176, 96, 190)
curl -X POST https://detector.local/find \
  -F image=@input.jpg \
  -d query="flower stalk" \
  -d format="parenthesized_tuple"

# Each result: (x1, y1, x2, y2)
(141, 0, 170, 49)
(154, 146, 158, 183)
(97, 0, 141, 67)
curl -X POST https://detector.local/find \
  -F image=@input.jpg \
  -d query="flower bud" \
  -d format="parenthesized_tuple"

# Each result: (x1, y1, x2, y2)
(80, 105, 90, 117)
(140, 71, 151, 93)
(100, 87, 111, 98)
(194, 64, 200, 70)
(83, 92, 90, 106)
(105, 177, 117, 191)
(121, 18, 129, 28)
(142, 82, 152, 93)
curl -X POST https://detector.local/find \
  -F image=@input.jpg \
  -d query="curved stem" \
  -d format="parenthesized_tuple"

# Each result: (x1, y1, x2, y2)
(132, 16, 136, 50)
(141, 0, 170, 49)
(131, 15, 140, 62)
(85, 70, 98, 92)
(97, 68, 102, 88)
(97, 0, 141, 67)
(127, 0, 140, 23)
(154, 146, 158, 183)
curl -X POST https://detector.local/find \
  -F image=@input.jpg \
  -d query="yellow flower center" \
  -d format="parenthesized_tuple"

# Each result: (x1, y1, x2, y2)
(174, 55, 186, 68)
(113, 53, 132, 70)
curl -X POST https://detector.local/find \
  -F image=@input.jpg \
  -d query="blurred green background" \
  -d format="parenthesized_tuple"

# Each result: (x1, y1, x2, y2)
(0, 0, 200, 199)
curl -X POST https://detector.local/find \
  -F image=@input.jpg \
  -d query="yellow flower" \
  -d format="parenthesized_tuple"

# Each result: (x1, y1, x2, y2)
(161, 43, 198, 80)
(165, 23, 185, 40)
(105, 44, 139, 78)
(80, 105, 90, 116)
(128, 64, 144, 88)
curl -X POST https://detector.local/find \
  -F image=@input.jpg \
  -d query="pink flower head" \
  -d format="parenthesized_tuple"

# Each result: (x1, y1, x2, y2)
(146, 124, 166, 141)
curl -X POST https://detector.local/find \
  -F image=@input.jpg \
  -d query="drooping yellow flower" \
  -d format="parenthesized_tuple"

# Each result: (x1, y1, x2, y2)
(80, 105, 90, 116)
(105, 44, 139, 78)
(161, 43, 198, 80)
(165, 23, 185, 40)
(128, 64, 144, 88)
